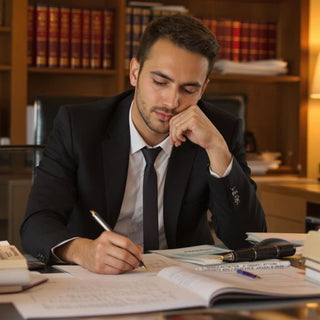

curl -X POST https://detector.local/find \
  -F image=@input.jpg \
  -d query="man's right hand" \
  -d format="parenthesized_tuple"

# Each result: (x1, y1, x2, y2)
(54, 232, 143, 274)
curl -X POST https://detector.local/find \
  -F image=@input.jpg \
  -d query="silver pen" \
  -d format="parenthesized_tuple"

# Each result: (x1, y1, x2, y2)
(90, 210, 148, 271)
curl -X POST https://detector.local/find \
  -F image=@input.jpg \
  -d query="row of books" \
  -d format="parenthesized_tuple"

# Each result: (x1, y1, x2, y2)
(125, 2, 188, 68)
(27, 4, 115, 69)
(201, 18, 277, 62)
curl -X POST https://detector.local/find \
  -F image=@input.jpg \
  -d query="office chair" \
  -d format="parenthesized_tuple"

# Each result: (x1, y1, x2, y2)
(202, 94, 246, 132)
(34, 96, 105, 146)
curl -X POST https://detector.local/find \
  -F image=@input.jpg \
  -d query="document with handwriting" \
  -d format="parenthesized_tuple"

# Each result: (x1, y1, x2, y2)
(2, 265, 320, 318)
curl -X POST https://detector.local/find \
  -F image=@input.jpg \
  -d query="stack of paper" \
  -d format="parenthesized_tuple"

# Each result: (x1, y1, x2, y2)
(214, 59, 288, 75)
(0, 241, 47, 293)
(303, 231, 320, 284)
(151, 245, 230, 266)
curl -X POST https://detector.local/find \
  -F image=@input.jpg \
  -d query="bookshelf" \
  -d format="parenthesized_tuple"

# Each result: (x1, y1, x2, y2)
(0, 0, 309, 175)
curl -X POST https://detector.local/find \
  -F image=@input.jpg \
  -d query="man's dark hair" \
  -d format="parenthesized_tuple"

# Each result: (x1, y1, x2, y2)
(136, 14, 219, 78)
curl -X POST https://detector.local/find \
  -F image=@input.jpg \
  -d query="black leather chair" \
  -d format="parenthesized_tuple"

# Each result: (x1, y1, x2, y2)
(31, 94, 249, 164)
(203, 94, 246, 131)
(33, 94, 247, 146)
(34, 96, 105, 146)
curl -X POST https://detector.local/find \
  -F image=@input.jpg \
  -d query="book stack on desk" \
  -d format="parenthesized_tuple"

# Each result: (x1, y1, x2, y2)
(0, 241, 47, 293)
(303, 231, 320, 284)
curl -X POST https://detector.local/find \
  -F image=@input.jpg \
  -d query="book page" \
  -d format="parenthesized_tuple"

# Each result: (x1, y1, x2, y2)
(158, 266, 320, 305)
(0, 274, 205, 319)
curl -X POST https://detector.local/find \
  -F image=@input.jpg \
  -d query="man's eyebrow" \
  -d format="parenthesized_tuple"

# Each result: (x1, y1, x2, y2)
(151, 71, 202, 87)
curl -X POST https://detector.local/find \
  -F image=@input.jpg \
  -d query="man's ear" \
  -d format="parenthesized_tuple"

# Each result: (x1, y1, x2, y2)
(200, 78, 210, 97)
(129, 57, 140, 87)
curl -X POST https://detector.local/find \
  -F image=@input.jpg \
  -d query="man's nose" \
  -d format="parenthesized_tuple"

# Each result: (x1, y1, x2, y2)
(163, 88, 179, 109)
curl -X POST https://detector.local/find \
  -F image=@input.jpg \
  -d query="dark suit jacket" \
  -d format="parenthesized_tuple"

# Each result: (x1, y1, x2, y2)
(20, 90, 266, 264)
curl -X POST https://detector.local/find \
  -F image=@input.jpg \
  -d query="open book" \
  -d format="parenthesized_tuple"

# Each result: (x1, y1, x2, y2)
(8, 263, 320, 319)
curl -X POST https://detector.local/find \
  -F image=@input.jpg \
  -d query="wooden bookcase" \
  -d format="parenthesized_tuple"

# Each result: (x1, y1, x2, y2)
(0, 0, 309, 175)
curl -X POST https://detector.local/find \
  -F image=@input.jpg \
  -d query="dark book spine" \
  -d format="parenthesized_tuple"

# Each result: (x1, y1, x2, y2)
(124, 6, 132, 69)
(59, 7, 70, 68)
(267, 22, 277, 59)
(27, 4, 35, 66)
(102, 9, 114, 69)
(48, 6, 59, 68)
(131, 6, 142, 58)
(70, 8, 82, 68)
(141, 7, 151, 34)
(81, 9, 90, 68)
(35, 4, 48, 67)
(90, 9, 103, 69)
(258, 22, 268, 60)
(0, 0, 4, 26)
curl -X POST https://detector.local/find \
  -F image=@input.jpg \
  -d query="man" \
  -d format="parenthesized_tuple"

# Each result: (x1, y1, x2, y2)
(20, 14, 266, 274)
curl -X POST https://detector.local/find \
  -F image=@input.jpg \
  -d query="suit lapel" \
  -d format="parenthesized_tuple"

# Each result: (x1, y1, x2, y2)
(102, 100, 131, 228)
(164, 141, 197, 247)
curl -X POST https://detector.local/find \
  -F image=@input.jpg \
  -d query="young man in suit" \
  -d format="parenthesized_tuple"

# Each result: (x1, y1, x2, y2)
(21, 14, 266, 274)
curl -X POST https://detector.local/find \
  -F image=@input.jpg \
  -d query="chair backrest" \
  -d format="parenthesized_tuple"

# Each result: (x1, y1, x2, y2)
(34, 96, 104, 146)
(202, 94, 247, 131)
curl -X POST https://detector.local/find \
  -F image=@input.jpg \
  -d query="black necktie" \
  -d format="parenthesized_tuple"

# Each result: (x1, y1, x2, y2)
(141, 146, 162, 252)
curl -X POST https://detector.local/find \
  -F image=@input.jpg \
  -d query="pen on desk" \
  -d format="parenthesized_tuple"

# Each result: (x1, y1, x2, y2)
(236, 269, 261, 279)
(222, 243, 296, 263)
(90, 210, 148, 271)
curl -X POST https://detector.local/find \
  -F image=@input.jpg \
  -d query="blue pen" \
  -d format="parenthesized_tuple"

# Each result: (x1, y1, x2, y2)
(236, 269, 261, 279)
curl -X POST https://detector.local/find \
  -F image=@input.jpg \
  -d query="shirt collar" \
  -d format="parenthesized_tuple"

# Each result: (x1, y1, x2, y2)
(129, 103, 173, 156)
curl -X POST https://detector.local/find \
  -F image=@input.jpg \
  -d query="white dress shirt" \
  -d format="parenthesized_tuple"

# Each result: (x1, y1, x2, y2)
(113, 107, 172, 249)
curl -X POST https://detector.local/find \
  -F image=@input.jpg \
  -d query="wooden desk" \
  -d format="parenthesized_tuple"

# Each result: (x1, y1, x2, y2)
(2, 297, 320, 320)
(254, 176, 320, 233)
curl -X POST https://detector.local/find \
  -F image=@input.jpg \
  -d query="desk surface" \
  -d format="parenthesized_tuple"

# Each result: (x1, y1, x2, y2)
(2, 298, 320, 320)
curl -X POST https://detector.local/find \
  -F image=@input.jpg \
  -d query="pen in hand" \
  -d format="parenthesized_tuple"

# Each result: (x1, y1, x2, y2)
(90, 210, 148, 271)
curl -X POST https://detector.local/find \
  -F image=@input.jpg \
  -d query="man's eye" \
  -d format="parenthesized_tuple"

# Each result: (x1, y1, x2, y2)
(183, 87, 196, 94)
(153, 79, 167, 86)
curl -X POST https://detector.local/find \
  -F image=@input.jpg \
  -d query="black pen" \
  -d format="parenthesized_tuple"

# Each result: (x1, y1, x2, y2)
(223, 243, 296, 263)
(90, 210, 148, 271)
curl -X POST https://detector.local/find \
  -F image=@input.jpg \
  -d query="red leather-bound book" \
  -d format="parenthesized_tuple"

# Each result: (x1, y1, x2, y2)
(81, 9, 90, 68)
(35, 4, 48, 67)
(59, 7, 70, 68)
(248, 21, 259, 61)
(70, 8, 82, 68)
(90, 9, 103, 69)
(27, 4, 35, 66)
(231, 20, 241, 62)
(102, 9, 114, 69)
(48, 6, 59, 68)
(201, 18, 211, 30)
(267, 22, 277, 59)
(209, 19, 217, 37)
(239, 21, 250, 62)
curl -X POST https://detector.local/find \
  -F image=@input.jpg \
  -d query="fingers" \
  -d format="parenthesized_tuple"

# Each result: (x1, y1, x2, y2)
(83, 232, 143, 275)
(169, 105, 205, 147)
